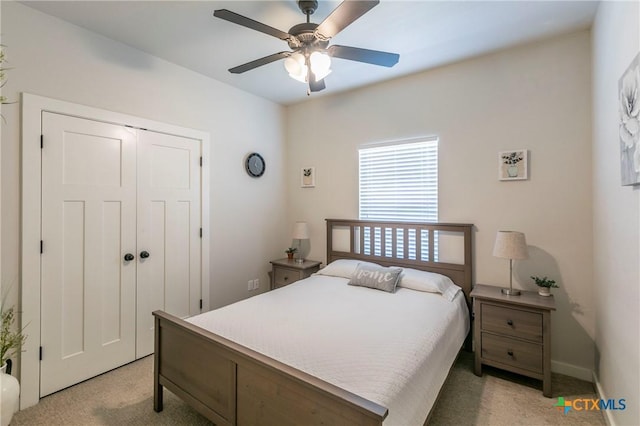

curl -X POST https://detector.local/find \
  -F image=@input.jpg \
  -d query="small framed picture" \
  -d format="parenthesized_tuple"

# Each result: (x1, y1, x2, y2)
(498, 150, 528, 181)
(301, 167, 315, 187)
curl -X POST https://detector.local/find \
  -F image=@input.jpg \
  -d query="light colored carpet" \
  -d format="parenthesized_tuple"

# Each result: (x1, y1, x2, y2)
(12, 356, 209, 426)
(429, 352, 605, 425)
(12, 351, 604, 425)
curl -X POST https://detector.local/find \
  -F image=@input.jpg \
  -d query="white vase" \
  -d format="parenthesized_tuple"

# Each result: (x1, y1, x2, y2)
(0, 363, 20, 426)
(538, 287, 551, 297)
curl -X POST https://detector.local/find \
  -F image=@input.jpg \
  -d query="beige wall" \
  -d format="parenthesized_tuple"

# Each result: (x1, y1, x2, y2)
(1, 2, 288, 315)
(592, 1, 640, 424)
(286, 31, 594, 377)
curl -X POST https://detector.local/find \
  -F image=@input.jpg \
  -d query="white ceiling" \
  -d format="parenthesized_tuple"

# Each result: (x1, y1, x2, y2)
(21, 0, 599, 105)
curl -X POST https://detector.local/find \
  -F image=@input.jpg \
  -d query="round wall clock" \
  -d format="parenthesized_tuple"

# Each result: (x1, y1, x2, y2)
(245, 152, 265, 178)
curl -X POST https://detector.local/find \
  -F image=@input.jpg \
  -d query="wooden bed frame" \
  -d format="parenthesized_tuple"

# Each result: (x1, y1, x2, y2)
(153, 219, 473, 425)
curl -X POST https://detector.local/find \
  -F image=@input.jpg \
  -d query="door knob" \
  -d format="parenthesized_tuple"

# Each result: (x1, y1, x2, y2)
(140, 251, 150, 259)
(124, 253, 135, 261)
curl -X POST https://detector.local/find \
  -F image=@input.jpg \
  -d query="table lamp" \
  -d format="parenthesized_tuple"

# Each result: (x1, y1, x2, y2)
(292, 222, 309, 263)
(493, 230, 529, 296)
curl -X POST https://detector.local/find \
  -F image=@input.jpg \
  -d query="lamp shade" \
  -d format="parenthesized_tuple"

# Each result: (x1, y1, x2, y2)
(493, 231, 528, 260)
(292, 222, 309, 240)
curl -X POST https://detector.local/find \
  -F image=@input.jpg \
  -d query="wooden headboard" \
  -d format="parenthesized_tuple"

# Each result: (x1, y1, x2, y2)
(326, 219, 474, 306)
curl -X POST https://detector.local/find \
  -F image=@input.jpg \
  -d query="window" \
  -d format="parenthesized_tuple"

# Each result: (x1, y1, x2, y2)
(359, 138, 438, 260)
(359, 138, 438, 222)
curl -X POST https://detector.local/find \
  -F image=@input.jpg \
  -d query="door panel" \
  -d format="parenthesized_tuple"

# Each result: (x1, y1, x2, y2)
(101, 201, 125, 344)
(150, 144, 191, 189)
(136, 130, 202, 357)
(40, 112, 137, 396)
(61, 201, 85, 358)
(165, 201, 191, 316)
(62, 132, 123, 186)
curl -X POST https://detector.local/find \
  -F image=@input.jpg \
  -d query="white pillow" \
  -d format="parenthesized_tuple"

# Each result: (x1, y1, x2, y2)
(315, 259, 379, 279)
(396, 267, 461, 301)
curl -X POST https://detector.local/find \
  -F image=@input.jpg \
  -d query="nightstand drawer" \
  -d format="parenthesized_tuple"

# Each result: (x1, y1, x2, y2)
(273, 267, 300, 288)
(481, 333, 543, 374)
(482, 304, 542, 342)
(270, 259, 321, 291)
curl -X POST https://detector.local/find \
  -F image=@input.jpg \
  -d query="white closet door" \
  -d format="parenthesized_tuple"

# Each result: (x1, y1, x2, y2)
(40, 112, 137, 396)
(135, 130, 202, 357)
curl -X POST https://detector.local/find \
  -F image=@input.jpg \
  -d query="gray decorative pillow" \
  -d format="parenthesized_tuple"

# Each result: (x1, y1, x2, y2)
(348, 264, 403, 293)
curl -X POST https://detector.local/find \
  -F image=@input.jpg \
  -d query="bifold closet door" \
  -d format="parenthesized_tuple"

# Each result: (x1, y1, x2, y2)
(40, 112, 137, 396)
(135, 130, 202, 357)
(40, 113, 203, 395)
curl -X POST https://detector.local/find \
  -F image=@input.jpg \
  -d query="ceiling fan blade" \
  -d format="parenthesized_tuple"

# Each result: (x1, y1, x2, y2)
(229, 51, 292, 74)
(214, 9, 292, 41)
(328, 45, 399, 67)
(315, 0, 379, 39)
(309, 73, 326, 92)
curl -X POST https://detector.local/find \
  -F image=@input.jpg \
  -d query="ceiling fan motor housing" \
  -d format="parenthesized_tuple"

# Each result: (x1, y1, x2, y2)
(287, 22, 329, 50)
(298, 0, 319, 16)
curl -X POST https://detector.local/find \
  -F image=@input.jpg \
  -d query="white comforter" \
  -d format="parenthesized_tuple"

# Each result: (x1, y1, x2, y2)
(187, 274, 469, 425)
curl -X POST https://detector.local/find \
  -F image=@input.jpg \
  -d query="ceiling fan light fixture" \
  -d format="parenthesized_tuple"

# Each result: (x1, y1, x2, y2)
(309, 51, 331, 81)
(284, 52, 308, 83)
(216, 0, 398, 93)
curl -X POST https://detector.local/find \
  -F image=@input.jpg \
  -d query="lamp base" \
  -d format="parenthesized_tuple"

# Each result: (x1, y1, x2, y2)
(295, 258, 304, 264)
(501, 288, 521, 296)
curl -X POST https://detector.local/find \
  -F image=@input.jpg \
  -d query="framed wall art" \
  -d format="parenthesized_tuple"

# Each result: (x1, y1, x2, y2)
(498, 150, 528, 181)
(301, 167, 315, 188)
(619, 51, 640, 186)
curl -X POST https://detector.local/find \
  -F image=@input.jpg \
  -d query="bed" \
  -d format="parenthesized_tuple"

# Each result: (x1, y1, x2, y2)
(153, 219, 473, 425)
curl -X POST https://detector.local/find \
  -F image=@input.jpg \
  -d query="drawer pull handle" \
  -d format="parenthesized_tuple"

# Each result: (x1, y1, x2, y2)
(284, 276, 288, 281)
(507, 319, 513, 326)
(507, 350, 514, 357)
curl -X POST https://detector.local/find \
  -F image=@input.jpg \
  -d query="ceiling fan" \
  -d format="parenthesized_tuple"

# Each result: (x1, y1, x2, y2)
(213, 0, 400, 94)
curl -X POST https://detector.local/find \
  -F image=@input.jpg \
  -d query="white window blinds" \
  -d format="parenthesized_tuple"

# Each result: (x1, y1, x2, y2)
(359, 138, 438, 222)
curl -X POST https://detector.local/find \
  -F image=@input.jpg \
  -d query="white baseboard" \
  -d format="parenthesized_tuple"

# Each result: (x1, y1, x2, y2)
(551, 360, 593, 382)
(592, 371, 615, 426)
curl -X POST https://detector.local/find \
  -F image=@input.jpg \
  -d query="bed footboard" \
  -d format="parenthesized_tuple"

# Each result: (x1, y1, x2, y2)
(153, 310, 388, 426)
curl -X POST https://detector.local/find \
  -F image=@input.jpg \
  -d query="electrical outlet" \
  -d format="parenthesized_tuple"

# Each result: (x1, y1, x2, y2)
(247, 278, 260, 291)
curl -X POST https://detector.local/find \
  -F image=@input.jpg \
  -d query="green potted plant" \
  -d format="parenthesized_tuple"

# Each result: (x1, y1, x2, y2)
(530, 276, 558, 297)
(285, 247, 297, 260)
(1, 303, 27, 370)
(1, 299, 27, 425)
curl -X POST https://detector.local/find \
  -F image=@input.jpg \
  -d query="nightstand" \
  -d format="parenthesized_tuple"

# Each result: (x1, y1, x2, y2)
(270, 258, 321, 290)
(471, 284, 556, 397)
